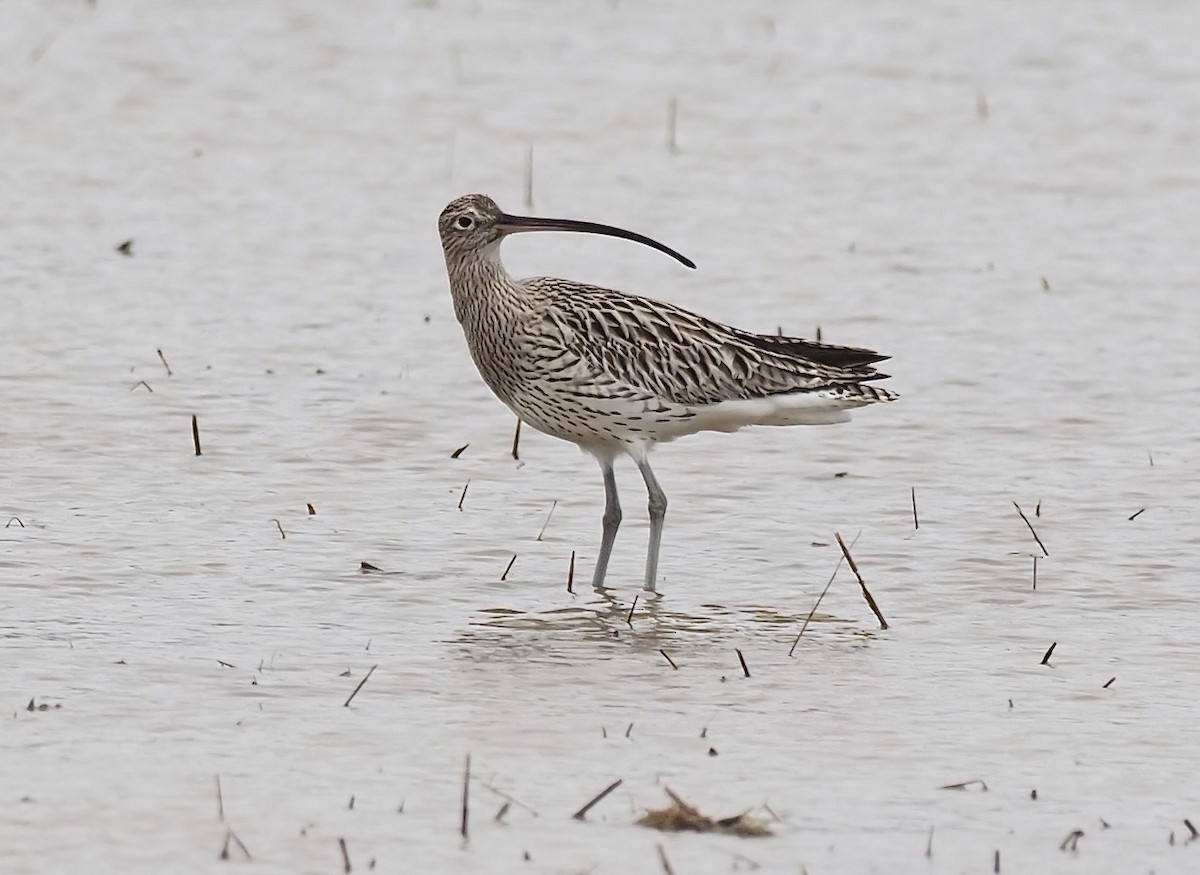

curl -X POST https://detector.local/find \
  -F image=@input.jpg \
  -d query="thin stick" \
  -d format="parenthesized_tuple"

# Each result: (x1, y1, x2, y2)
(156, 348, 173, 377)
(1013, 502, 1048, 556)
(131, 379, 153, 392)
(338, 837, 351, 873)
(191, 414, 202, 456)
(1128, 508, 1146, 521)
(523, 144, 534, 209)
(460, 754, 470, 841)
(1040, 642, 1056, 666)
(666, 96, 679, 154)
(500, 554, 517, 581)
(271, 519, 286, 539)
(536, 500, 557, 541)
(343, 664, 378, 707)
(835, 532, 888, 630)
(567, 550, 575, 593)
(735, 648, 750, 678)
(457, 481, 469, 511)
(450, 443, 469, 459)
(657, 843, 677, 875)
(477, 780, 540, 817)
(1058, 829, 1083, 852)
(910, 487, 919, 530)
(788, 531, 859, 656)
(626, 594, 638, 627)
(1103, 677, 1115, 689)
(215, 774, 224, 820)
(572, 778, 622, 821)
(511, 419, 522, 460)
(925, 825, 934, 858)
(220, 829, 252, 860)
(659, 649, 678, 670)
(1032, 555, 1038, 591)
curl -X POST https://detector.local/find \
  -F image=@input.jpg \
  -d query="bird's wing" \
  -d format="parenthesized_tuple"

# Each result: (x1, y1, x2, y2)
(523, 278, 890, 407)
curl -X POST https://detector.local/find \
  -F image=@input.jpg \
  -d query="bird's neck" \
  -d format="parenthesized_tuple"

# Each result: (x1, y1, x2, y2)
(446, 254, 525, 326)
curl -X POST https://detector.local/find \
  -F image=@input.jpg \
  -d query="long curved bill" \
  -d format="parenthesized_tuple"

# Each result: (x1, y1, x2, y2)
(496, 212, 696, 269)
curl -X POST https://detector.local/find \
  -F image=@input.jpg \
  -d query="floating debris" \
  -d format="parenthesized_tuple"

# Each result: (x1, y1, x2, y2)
(636, 787, 770, 837)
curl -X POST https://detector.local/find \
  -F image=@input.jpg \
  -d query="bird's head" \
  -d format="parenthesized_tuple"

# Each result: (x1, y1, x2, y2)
(437, 194, 696, 270)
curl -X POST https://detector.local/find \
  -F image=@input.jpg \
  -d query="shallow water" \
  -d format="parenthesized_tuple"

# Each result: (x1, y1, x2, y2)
(4, 1, 1200, 872)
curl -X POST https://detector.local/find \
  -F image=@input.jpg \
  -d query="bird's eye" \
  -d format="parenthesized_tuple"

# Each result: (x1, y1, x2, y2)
(455, 215, 474, 230)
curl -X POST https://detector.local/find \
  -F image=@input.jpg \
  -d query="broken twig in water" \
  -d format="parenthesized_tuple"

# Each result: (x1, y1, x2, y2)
(656, 843, 676, 875)
(338, 837, 351, 873)
(1013, 502, 1048, 556)
(192, 414, 202, 456)
(659, 649, 678, 670)
(911, 487, 919, 530)
(940, 779, 989, 791)
(536, 500, 557, 541)
(626, 595, 638, 627)
(666, 96, 679, 154)
(460, 754, 471, 841)
(457, 481, 469, 511)
(1040, 642, 1057, 666)
(735, 648, 750, 678)
(271, 519, 285, 539)
(215, 774, 224, 820)
(157, 348, 173, 377)
(500, 554, 517, 581)
(477, 780, 539, 818)
(572, 778, 623, 821)
(1059, 829, 1083, 852)
(343, 664, 377, 707)
(566, 550, 575, 593)
(131, 380, 153, 392)
(1128, 508, 1146, 521)
(523, 144, 534, 209)
(219, 828, 252, 860)
(789, 531, 859, 656)
(835, 531, 888, 629)
(450, 443, 469, 459)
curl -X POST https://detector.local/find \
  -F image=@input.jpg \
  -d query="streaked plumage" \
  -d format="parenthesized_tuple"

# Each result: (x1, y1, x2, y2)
(438, 193, 896, 592)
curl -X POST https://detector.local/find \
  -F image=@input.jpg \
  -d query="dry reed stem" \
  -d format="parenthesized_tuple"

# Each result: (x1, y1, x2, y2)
(343, 665, 377, 707)
(835, 532, 888, 629)
(572, 778, 622, 821)
(1013, 502, 1048, 556)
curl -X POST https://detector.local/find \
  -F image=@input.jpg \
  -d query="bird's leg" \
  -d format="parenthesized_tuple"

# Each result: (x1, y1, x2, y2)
(634, 457, 668, 592)
(592, 458, 622, 590)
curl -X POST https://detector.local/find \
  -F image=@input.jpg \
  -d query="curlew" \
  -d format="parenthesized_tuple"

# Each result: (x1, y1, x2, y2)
(438, 194, 896, 592)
